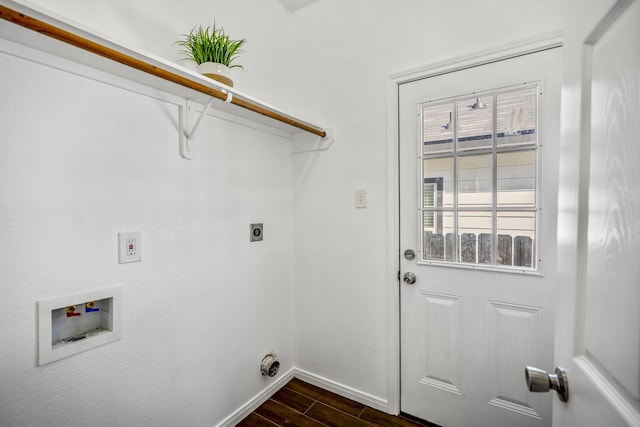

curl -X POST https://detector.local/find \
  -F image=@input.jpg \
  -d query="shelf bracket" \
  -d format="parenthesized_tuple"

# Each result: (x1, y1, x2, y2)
(291, 126, 336, 154)
(179, 99, 211, 159)
(179, 91, 234, 159)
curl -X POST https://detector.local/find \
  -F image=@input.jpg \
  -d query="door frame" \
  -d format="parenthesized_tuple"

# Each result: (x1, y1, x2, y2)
(384, 31, 563, 415)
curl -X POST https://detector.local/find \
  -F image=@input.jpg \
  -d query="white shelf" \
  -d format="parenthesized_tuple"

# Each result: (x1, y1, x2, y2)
(0, 0, 328, 139)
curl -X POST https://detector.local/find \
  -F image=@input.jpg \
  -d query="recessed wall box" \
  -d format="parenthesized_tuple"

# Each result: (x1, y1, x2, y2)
(37, 285, 122, 366)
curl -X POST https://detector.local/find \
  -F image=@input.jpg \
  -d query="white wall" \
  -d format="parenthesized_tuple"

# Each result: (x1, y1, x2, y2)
(289, 0, 563, 403)
(0, 1, 296, 425)
(0, 0, 565, 424)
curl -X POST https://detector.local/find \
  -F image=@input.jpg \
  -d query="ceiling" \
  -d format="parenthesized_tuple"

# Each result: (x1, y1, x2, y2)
(277, 0, 319, 12)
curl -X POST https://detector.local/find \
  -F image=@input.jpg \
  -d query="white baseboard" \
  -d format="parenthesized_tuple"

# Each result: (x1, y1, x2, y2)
(293, 368, 388, 413)
(215, 367, 389, 426)
(215, 367, 296, 427)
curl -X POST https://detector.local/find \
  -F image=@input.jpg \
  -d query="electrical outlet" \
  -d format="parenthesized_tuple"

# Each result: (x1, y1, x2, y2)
(250, 223, 263, 242)
(118, 231, 141, 263)
(126, 238, 136, 256)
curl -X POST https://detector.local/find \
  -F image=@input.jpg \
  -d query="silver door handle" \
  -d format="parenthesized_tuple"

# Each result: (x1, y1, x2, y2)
(525, 366, 569, 402)
(403, 272, 416, 284)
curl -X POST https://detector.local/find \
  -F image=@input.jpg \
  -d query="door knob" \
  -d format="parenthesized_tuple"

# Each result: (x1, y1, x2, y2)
(525, 366, 569, 402)
(403, 272, 416, 284)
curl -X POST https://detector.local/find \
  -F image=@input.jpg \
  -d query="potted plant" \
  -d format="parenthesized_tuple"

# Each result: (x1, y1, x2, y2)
(176, 24, 246, 87)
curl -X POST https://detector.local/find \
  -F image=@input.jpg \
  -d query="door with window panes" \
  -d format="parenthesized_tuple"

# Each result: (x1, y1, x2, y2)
(399, 46, 561, 427)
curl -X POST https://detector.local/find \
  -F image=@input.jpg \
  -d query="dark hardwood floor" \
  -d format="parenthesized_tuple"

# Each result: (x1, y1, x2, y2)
(237, 377, 435, 427)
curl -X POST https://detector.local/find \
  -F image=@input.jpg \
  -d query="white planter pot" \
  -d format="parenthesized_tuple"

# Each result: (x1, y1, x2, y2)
(196, 62, 233, 87)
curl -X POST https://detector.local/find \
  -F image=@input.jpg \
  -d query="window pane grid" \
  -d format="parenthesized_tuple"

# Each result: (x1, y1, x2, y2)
(420, 84, 539, 270)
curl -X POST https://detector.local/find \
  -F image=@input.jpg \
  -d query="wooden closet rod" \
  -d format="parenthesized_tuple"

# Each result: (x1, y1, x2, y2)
(0, 5, 327, 138)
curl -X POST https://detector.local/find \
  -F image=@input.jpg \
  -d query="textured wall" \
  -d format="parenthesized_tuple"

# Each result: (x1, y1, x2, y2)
(0, 0, 565, 424)
(289, 0, 563, 402)
(0, 1, 295, 425)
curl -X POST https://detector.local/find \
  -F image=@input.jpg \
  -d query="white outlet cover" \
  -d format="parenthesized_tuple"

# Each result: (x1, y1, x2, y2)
(118, 231, 141, 263)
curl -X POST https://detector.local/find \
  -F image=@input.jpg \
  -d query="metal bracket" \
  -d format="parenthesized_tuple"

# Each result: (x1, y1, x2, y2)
(179, 92, 233, 159)
(291, 126, 336, 154)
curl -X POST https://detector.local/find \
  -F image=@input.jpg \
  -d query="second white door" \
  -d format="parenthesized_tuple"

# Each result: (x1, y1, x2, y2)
(399, 46, 562, 427)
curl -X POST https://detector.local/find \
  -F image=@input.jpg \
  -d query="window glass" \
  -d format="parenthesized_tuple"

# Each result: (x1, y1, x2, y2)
(423, 103, 454, 155)
(423, 211, 455, 261)
(497, 87, 537, 148)
(458, 211, 492, 265)
(423, 158, 453, 208)
(457, 95, 493, 152)
(419, 83, 539, 271)
(497, 151, 536, 207)
(423, 183, 437, 230)
(497, 211, 536, 268)
(458, 154, 492, 207)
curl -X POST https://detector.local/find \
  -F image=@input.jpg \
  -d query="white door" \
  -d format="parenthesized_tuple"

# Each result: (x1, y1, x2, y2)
(553, 0, 640, 425)
(399, 46, 562, 426)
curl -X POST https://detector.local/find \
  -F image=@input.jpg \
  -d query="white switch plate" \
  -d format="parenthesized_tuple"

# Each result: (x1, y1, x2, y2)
(354, 189, 367, 208)
(118, 231, 141, 263)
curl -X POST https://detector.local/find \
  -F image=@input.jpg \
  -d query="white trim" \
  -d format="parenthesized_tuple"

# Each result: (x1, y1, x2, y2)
(214, 367, 389, 426)
(575, 356, 640, 426)
(389, 31, 563, 84)
(215, 367, 296, 427)
(385, 32, 564, 417)
(385, 72, 402, 415)
(294, 368, 388, 412)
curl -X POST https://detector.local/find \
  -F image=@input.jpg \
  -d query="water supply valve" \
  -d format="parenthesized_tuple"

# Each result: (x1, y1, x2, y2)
(66, 305, 81, 318)
(85, 301, 100, 313)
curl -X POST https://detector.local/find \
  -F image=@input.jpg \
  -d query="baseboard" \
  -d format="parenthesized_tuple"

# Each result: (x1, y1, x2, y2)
(215, 367, 389, 426)
(293, 368, 388, 413)
(215, 367, 296, 427)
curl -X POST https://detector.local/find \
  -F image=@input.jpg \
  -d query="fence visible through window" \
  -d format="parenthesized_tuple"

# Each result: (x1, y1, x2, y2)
(424, 232, 534, 267)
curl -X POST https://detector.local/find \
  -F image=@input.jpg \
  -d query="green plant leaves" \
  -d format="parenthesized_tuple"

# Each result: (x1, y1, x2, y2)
(176, 24, 246, 68)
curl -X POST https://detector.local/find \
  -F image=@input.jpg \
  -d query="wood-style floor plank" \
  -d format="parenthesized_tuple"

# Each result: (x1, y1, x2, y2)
(255, 399, 325, 427)
(238, 378, 433, 427)
(236, 412, 279, 427)
(305, 402, 373, 427)
(285, 378, 365, 417)
(270, 386, 315, 413)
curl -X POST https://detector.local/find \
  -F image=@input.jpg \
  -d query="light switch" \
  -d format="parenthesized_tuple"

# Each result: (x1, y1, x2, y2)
(355, 189, 367, 208)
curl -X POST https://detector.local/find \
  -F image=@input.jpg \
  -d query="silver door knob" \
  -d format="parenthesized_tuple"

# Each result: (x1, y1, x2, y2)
(525, 366, 569, 402)
(403, 272, 416, 284)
